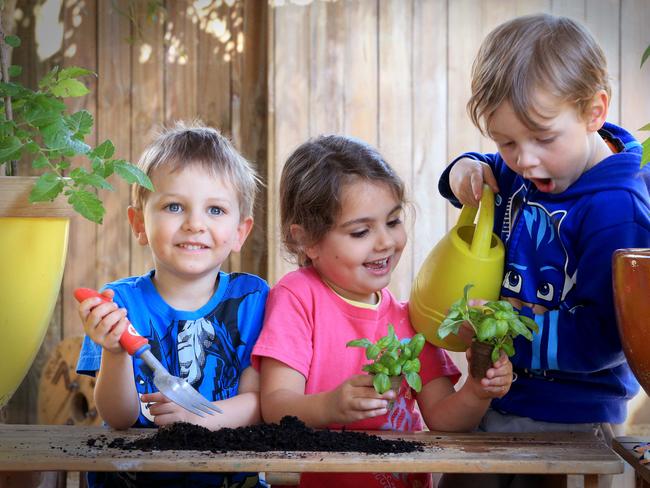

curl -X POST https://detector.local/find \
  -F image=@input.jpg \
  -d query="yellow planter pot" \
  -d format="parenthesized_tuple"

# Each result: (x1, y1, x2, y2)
(0, 177, 72, 408)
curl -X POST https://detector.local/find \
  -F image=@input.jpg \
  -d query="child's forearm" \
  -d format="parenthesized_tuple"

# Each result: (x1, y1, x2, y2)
(261, 388, 332, 428)
(95, 350, 141, 430)
(202, 391, 262, 429)
(422, 384, 490, 432)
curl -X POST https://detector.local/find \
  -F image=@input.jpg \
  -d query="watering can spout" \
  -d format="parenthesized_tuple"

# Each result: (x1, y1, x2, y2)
(409, 185, 504, 351)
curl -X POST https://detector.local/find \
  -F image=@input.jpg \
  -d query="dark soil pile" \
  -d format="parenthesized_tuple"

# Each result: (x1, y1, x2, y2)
(97, 416, 424, 454)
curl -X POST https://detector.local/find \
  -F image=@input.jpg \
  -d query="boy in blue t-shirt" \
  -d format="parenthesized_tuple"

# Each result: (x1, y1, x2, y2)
(437, 13, 650, 488)
(76, 122, 269, 487)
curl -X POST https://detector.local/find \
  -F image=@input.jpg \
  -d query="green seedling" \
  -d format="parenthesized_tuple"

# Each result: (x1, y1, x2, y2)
(438, 284, 539, 363)
(347, 324, 425, 395)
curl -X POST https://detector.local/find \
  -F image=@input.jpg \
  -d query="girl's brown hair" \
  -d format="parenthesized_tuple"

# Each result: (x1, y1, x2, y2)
(468, 13, 610, 134)
(280, 135, 405, 266)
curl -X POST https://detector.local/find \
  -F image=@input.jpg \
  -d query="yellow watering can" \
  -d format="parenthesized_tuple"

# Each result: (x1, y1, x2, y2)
(409, 185, 505, 351)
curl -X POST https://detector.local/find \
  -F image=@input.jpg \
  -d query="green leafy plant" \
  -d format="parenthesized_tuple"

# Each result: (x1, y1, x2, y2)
(438, 284, 539, 363)
(347, 324, 425, 395)
(0, 33, 153, 223)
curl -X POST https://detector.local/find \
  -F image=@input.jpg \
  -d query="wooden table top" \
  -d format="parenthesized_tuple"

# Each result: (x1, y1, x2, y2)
(613, 436, 650, 483)
(0, 424, 623, 475)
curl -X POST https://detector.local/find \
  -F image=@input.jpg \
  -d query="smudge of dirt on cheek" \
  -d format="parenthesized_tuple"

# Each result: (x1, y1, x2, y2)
(88, 416, 424, 454)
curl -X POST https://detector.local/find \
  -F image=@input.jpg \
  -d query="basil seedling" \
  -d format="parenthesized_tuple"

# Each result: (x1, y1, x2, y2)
(438, 284, 539, 363)
(347, 324, 425, 395)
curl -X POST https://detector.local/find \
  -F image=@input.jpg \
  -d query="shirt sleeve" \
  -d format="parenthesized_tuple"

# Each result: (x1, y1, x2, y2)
(251, 284, 314, 378)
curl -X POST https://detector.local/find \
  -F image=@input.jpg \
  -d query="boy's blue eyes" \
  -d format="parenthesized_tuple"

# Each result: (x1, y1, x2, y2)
(163, 203, 223, 215)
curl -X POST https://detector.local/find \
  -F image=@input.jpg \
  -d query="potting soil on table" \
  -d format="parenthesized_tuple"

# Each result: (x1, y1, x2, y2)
(90, 416, 424, 454)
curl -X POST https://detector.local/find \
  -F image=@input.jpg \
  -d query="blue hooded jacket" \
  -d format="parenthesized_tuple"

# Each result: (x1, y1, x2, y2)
(439, 122, 650, 423)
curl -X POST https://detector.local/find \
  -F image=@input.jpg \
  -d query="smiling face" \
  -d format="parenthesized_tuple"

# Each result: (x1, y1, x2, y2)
(488, 90, 611, 194)
(129, 164, 252, 285)
(303, 179, 407, 304)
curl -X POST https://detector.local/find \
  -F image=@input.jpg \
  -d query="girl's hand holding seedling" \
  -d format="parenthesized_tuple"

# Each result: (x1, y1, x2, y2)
(77, 288, 130, 355)
(324, 374, 396, 424)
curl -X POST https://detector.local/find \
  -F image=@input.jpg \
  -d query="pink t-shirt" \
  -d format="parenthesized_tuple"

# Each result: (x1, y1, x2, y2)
(252, 267, 460, 488)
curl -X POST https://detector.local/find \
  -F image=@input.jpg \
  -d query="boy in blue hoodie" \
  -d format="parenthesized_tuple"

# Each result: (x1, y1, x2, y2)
(438, 13, 650, 488)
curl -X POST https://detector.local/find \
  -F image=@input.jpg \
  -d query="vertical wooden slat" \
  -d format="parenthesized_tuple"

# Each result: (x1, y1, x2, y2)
(447, 0, 483, 229)
(343, 0, 378, 146)
(240, 0, 269, 279)
(585, 0, 621, 125)
(130, 0, 164, 277)
(515, 0, 551, 15)
(310, 0, 345, 136)
(268, 3, 310, 284)
(62, 0, 98, 338)
(412, 0, 448, 271)
(550, 0, 586, 20)
(620, 0, 650, 144)
(165, 0, 198, 123)
(97, 0, 132, 288)
(195, 1, 236, 272)
(378, 0, 413, 301)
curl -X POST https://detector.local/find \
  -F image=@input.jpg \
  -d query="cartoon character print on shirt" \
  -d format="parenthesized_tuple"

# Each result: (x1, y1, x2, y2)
(500, 199, 578, 372)
(137, 294, 252, 424)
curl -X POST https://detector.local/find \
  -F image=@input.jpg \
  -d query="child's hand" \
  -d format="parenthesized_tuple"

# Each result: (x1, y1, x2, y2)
(77, 289, 129, 355)
(465, 348, 513, 400)
(449, 157, 499, 206)
(141, 391, 211, 427)
(326, 374, 394, 425)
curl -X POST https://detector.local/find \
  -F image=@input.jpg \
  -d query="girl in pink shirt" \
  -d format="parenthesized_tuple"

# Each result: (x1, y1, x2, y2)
(252, 135, 513, 488)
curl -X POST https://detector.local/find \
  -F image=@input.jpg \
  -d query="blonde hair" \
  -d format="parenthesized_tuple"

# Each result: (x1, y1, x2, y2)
(132, 121, 259, 218)
(468, 13, 610, 134)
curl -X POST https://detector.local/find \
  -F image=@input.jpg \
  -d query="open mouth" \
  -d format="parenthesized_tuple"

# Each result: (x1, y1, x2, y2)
(363, 257, 389, 271)
(530, 177, 555, 193)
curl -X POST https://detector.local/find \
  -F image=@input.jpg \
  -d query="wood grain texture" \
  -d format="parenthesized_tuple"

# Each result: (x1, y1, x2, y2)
(0, 424, 623, 476)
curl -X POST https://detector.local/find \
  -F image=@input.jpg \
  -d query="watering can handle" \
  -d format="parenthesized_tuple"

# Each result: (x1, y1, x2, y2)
(456, 185, 495, 259)
(73, 287, 150, 356)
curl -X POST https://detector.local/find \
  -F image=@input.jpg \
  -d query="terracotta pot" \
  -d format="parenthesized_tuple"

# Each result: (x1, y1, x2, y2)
(612, 249, 650, 396)
(470, 341, 494, 380)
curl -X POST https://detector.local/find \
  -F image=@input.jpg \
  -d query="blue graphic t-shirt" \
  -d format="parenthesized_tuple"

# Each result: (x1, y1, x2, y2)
(77, 270, 269, 488)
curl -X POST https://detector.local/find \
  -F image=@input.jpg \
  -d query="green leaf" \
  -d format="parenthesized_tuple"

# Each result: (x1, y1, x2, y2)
(70, 168, 114, 191)
(346, 338, 372, 348)
(410, 334, 425, 357)
(405, 372, 422, 393)
(507, 318, 534, 341)
(68, 189, 105, 224)
(32, 153, 49, 169)
(477, 317, 497, 342)
(113, 159, 154, 190)
(89, 140, 115, 159)
(639, 123, 650, 132)
(5, 35, 21, 48)
(518, 315, 539, 333)
(366, 344, 381, 360)
(42, 120, 90, 154)
(8, 65, 22, 78)
(58, 66, 94, 80)
(642, 44, 650, 68)
(67, 110, 93, 137)
(50, 78, 90, 98)
(38, 67, 59, 91)
(29, 173, 64, 202)
(501, 341, 515, 357)
(0, 81, 23, 97)
(495, 319, 509, 338)
(0, 135, 23, 162)
(373, 373, 391, 394)
(491, 346, 501, 363)
(438, 318, 463, 339)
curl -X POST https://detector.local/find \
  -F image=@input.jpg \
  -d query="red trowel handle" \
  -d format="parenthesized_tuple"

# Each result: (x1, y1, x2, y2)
(73, 287, 150, 357)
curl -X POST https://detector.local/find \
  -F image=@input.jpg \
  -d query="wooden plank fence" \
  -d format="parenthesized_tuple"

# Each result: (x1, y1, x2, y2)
(3, 0, 649, 431)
